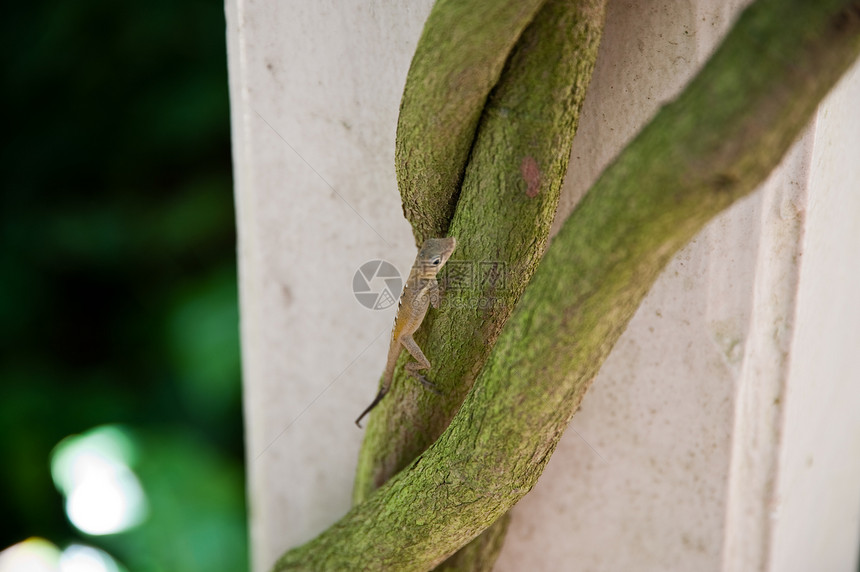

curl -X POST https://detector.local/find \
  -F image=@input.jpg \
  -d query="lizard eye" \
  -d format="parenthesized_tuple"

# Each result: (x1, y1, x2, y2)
(431, 257, 441, 265)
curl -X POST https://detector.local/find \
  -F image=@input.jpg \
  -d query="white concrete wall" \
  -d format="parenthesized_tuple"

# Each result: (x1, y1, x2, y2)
(225, 1, 860, 570)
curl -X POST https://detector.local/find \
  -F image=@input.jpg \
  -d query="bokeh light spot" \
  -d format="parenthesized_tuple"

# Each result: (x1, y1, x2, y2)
(51, 426, 147, 535)
(59, 545, 122, 572)
(0, 538, 60, 572)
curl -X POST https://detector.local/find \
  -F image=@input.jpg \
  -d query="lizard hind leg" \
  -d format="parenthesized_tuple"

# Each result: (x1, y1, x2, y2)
(401, 335, 442, 396)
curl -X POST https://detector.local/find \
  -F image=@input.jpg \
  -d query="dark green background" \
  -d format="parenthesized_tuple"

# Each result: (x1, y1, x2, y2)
(1, 0, 246, 569)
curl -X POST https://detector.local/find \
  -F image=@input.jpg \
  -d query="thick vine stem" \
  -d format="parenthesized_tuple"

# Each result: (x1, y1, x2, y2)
(434, 514, 512, 572)
(395, 0, 547, 245)
(273, 0, 860, 570)
(357, 0, 606, 500)
(359, 0, 607, 568)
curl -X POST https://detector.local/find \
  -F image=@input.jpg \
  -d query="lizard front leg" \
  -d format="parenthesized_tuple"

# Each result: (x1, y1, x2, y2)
(400, 335, 442, 395)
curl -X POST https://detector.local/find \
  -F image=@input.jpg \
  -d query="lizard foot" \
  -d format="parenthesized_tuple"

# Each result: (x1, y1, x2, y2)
(409, 373, 443, 396)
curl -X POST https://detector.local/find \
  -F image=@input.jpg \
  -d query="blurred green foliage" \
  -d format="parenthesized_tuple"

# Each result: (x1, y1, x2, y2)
(0, 0, 246, 569)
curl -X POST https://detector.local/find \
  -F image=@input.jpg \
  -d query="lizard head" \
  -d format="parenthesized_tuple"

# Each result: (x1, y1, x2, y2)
(417, 237, 457, 274)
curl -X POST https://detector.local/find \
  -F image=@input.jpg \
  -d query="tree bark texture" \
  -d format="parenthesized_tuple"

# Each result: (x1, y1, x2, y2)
(355, 0, 606, 499)
(396, 0, 546, 245)
(359, 1, 606, 566)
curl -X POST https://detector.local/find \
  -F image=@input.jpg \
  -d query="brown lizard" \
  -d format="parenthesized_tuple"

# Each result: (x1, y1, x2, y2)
(355, 237, 457, 427)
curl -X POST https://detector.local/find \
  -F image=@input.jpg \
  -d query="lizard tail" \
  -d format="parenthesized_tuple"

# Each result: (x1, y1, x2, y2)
(354, 387, 387, 428)
(355, 342, 401, 428)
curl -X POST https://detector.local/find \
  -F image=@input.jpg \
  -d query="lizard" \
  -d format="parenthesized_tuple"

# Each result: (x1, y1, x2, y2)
(355, 236, 457, 427)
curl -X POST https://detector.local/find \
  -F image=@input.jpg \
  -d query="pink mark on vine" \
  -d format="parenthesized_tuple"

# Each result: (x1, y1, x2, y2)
(520, 156, 541, 198)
